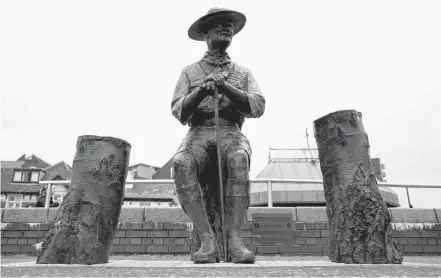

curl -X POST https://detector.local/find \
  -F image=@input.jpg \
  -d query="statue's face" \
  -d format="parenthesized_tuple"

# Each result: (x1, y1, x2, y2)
(204, 20, 234, 49)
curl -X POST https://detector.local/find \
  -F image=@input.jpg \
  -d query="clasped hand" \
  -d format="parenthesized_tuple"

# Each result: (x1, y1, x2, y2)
(199, 73, 225, 95)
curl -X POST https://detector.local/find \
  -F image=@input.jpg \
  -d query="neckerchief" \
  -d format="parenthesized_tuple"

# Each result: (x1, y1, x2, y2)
(202, 52, 232, 67)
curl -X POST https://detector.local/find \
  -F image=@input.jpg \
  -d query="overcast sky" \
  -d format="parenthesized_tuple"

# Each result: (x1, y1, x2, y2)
(1, 1, 440, 208)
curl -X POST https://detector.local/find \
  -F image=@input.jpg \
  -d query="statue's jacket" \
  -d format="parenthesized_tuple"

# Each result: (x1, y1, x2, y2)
(171, 53, 266, 171)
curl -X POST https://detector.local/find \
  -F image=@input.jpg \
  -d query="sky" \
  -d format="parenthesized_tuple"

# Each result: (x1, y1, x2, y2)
(1, 0, 440, 208)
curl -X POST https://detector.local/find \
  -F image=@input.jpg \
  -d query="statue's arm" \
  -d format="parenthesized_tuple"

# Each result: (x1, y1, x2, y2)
(222, 70, 265, 118)
(171, 70, 206, 125)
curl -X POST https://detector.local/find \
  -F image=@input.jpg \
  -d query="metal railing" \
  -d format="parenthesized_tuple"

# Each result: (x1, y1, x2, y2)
(38, 179, 441, 208)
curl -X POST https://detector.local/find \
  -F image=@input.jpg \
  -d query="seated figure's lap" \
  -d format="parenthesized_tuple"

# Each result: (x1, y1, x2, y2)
(173, 142, 250, 197)
(175, 127, 251, 173)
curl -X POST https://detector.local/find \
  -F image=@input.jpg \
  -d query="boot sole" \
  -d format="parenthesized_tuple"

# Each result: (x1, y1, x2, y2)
(194, 251, 219, 264)
(194, 254, 218, 264)
(230, 254, 255, 264)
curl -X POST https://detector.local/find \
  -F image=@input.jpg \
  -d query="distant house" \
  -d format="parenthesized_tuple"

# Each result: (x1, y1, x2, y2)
(123, 162, 177, 208)
(17, 153, 51, 169)
(1, 160, 42, 208)
(128, 163, 160, 180)
(123, 184, 178, 208)
(1, 154, 178, 208)
(41, 161, 72, 204)
(1, 154, 73, 208)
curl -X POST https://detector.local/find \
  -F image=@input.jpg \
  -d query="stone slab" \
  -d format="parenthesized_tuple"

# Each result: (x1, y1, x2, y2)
(296, 207, 328, 222)
(390, 209, 438, 223)
(144, 208, 190, 222)
(434, 209, 441, 223)
(119, 208, 144, 222)
(47, 208, 60, 223)
(2, 208, 48, 223)
(246, 207, 297, 222)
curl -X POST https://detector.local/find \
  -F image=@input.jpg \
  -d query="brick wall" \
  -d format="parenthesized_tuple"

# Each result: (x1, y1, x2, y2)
(1, 208, 441, 256)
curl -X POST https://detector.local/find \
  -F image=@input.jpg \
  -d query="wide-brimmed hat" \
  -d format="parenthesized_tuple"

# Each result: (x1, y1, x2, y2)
(188, 7, 247, 41)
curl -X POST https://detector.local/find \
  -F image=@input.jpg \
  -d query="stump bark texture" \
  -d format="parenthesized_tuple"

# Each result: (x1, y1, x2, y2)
(313, 110, 402, 264)
(36, 135, 131, 264)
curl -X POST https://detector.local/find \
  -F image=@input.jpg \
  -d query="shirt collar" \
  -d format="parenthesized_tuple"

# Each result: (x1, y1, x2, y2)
(202, 52, 232, 66)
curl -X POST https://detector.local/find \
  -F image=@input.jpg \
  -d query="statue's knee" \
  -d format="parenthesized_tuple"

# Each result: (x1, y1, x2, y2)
(227, 149, 249, 169)
(173, 152, 197, 172)
(227, 150, 249, 187)
(173, 152, 198, 188)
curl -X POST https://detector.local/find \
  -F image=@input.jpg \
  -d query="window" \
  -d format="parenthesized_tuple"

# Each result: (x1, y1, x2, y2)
(30, 172, 40, 182)
(21, 171, 29, 182)
(8, 194, 22, 208)
(170, 167, 174, 179)
(13, 171, 22, 182)
(12, 170, 41, 183)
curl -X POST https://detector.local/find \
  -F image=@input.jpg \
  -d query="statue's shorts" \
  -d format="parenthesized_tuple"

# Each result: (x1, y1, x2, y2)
(174, 126, 252, 197)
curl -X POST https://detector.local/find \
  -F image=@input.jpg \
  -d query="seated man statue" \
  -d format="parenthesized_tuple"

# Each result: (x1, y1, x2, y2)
(171, 7, 265, 264)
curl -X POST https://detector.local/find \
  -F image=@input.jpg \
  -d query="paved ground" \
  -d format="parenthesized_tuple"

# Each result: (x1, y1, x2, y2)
(1, 255, 441, 277)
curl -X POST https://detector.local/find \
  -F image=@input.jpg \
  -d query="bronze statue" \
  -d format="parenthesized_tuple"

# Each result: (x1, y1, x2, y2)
(171, 8, 265, 264)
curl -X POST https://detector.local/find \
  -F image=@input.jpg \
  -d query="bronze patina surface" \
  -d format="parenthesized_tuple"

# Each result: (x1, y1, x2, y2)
(314, 110, 402, 264)
(171, 7, 265, 264)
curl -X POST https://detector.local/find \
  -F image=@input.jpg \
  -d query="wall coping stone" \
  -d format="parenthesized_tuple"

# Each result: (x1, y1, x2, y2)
(47, 208, 59, 223)
(119, 207, 144, 222)
(389, 208, 438, 223)
(1, 207, 441, 223)
(2, 208, 48, 223)
(434, 209, 441, 223)
(296, 207, 328, 222)
(144, 208, 190, 222)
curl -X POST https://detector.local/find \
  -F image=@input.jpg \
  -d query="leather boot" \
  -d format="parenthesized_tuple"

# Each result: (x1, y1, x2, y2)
(227, 196, 255, 264)
(176, 183, 219, 264)
(194, 233, 219, 264)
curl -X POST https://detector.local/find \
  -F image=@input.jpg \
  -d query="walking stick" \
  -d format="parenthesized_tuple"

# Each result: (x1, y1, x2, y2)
(213, 89, 228, 263)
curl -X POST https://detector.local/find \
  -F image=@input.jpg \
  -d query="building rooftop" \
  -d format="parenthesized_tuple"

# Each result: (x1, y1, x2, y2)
(129, 163, 160, 170)
(268, 148, 319, 163)
(251, 148, 400, 207)
(16, 154, 51, 169)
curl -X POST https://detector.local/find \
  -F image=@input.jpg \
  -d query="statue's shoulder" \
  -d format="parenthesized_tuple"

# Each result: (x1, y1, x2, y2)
(182, 61, 198, 70)
(231, 62, 251, 76)
(182, 62, 203, 73)
(182, 61, 206, 81)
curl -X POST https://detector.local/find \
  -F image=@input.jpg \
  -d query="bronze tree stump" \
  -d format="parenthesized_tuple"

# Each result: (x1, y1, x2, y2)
(313, 110, 402, 264)
(36, 135, 131, 264)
